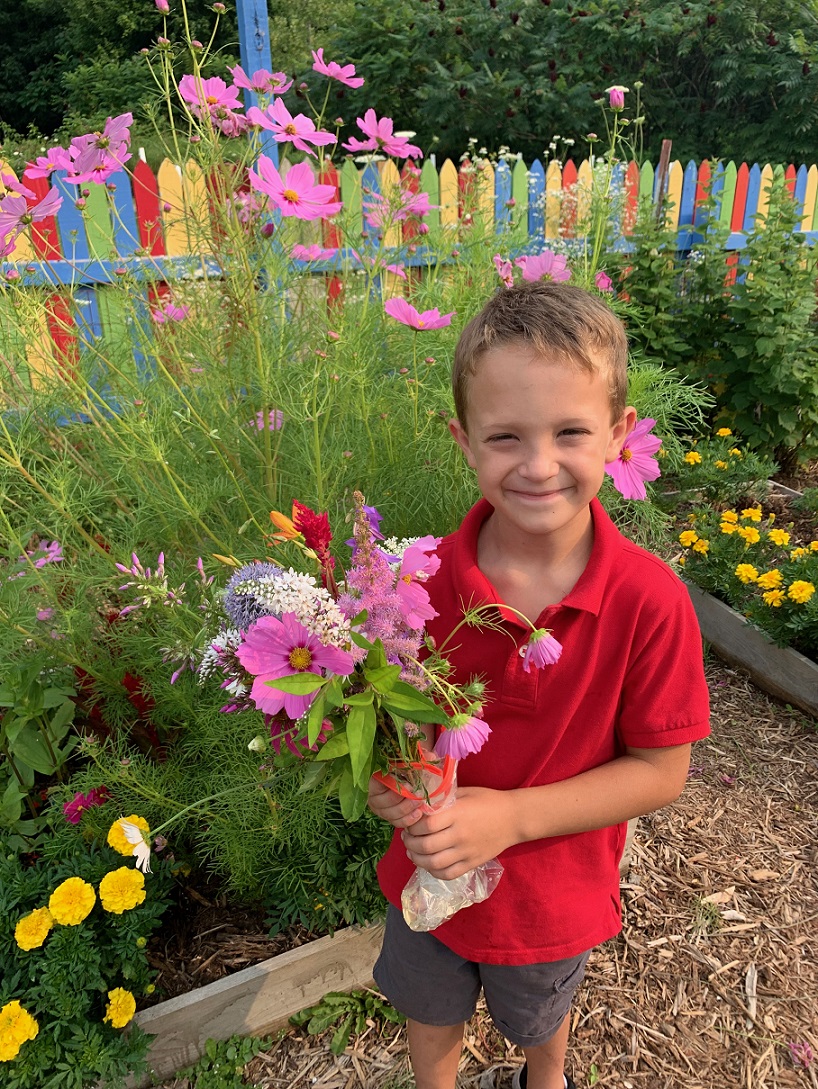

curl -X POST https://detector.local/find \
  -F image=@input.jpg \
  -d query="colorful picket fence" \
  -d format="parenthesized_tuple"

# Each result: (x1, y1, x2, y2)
(2, 153, 817, 383)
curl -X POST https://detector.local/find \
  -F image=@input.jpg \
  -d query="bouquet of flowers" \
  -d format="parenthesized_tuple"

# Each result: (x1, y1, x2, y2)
(191, 491, 562, 930)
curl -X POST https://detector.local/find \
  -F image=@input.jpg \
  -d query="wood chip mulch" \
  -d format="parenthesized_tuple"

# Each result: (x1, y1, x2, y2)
(158, 660, 817, 1089)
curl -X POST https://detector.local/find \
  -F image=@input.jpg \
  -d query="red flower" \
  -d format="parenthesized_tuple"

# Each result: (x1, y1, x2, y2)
(291, 501, 333, 554)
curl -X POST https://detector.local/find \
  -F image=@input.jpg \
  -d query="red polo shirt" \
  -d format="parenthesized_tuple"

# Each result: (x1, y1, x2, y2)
(377, 497, 711, 964)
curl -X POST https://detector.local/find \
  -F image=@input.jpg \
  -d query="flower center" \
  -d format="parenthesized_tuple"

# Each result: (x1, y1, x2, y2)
(284, 123, 297, 134)
(206, 95, 219, 104)
(289, 646, 312, 670)
(282, 189, 299, 203)
(401, 574, 413, 583)
(620, 447, 633, 461)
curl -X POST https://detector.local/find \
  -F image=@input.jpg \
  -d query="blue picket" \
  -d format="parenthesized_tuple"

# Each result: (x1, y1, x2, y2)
(678, 161, 699, 226)
(494, 161, 513, 233)
(527, 159, 545, 241)
(109, 171, 143, 258)
(742, 164, 762, 233)
(793, 164, 808, 222)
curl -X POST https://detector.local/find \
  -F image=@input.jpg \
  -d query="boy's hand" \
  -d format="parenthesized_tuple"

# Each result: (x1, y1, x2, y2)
(401, 787, 518, 879)
(367, 776, 425, 829)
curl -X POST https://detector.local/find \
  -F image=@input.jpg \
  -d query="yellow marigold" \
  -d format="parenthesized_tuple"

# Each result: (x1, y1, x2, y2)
(756, 569, 783, 590)
(692, 538, 710, 554)
(678, 556, 686, 566)
(99, 868, 146, 914)
(103, 988, 136, 1030)
(810, 541, 818, 552)
(729, 447, 743, 458)
(741, 506, 762, 522)
(720, 521, 738, 535)
(737, 526, 761, 545)
(48, 877, 96, 926)
(14, 907, 53, 951)
(679, 530, 699, 547)
(684, 451, 702, 465)
(716, 427, 732, 437)
(790, 547, 808, 560)
(0, 1000, 39, 1062)
(735, 564, 759, 584)
(762, 589, 785, 608)
(787, 580, 815, 604)
(108, 815, 150, 858)
(768, 529, 790, 547)
(722, 510, 739, 523)
(715, 460, 728, 470)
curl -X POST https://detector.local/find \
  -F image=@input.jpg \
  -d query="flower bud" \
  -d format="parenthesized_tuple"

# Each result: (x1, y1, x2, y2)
(155, 0, 169, 11)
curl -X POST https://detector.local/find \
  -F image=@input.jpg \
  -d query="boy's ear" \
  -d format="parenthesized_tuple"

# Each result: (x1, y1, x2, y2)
(448, 417, 477, 468)
(605, 406, 639, 463)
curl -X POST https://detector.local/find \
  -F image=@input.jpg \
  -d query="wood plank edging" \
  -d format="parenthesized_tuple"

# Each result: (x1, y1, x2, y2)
(684, 580, 818, 718)
(129, 923, 384, 1086)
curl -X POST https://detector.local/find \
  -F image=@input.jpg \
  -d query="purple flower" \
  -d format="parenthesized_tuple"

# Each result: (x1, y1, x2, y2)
(604, 417, 662, 501)
(223, 561, 284, 630)
(521, 628, 563, 672)
(514, 250, 570, 283)
(237, 612, 354, 719)
(435, 714, 491, 760)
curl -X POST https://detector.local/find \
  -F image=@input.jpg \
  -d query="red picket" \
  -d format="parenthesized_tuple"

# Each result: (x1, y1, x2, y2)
(561, 160, 578, 238)
(730, 163, 749, 231)
(695, 160, 711, 216)
(785, 163, 796, 197)
(319, 162, 343, 311)
(623, 161, 640, 235)
(132, 159, 166, 257)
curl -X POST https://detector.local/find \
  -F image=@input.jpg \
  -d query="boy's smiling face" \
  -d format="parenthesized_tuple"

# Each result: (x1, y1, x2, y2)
(449, 343, 636, 549)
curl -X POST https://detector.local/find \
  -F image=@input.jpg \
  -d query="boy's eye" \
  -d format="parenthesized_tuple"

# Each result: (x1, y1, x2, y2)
(560, 428, 590, 437)
(486, 433, 516, 443)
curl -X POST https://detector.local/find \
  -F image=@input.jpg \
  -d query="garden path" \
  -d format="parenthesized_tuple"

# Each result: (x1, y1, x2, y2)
(157, 660, 817, 1089)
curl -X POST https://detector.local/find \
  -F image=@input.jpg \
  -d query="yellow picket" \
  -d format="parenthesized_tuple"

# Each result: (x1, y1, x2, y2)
(754, 164, 775, 226)
(544, 160, 562, 240)
(575, 160, 593, 236)
(156, 159, 188, 256)
(802, 165, 818, 232)
(438, 159, 459, 229)
(379, 159, 402, 249)
(473, 161, 495, 234)
(181, 159, 214, 254)
(665, 162, 684, 230)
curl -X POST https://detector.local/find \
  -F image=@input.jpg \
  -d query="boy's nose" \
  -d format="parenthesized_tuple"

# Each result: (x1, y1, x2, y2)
(521, 444, 559, 480)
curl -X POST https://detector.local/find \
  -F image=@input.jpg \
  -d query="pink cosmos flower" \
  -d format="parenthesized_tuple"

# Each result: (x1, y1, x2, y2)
(248, 409, 284, 430)
(229, 64, 293, 96)
(179, 75, 242, 115)
(1, 173, 35, 199)
(36, 608, 55, 621)
(311, 48, 365, 89)
(493, 254, 514, 288)
(249, 156, 343, 221)
(291, 243, 338, 262)
(26, 147, 71, 180)
(246, 99, 336, 156)
(155, 0, 169, 11)
(63, 786, 109, 824)
(0, 188, 63, 251)
(604, 417, 662, 500)
(595, 269, 613, 293)
(343, 109, 422, 159)
(521, 628, 563, 672)
(237, 612, 354, 719)
(514, 250, 571, 283)
(607, 85, 628, 110)
(384, 297, 455, 330)
(151, 302, 190, 323)
(364, 189, 432, 230)
(395, 535, 441, 629)
(435, 714, 491, 760)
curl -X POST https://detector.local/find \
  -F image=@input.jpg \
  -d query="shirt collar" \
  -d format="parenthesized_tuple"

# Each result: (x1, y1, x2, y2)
(451, 496, 622, 624)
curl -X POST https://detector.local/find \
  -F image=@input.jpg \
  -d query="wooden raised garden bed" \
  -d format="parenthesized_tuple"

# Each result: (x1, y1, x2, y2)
(130, 923, 384, 1087)
(685, 580, 818, 718)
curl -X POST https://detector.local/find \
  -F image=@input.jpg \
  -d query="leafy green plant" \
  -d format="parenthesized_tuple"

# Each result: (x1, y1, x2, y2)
(792, 487, 818, 516)
(677, 503, 818, 658)
(177, 1033, 273, 1089)
(0, 825, 173, 1088)
(656, 427, 777, 508)
(290, 988, 404, 1055)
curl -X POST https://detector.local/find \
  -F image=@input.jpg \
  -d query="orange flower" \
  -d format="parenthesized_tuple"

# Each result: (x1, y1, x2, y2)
(269, 509, 299, 541)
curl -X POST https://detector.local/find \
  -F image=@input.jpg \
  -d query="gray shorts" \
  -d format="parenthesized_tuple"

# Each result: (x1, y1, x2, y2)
(373, 906, 591, 1049)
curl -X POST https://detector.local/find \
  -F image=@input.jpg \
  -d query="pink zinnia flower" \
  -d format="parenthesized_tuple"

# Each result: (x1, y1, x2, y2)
(246, 99, 336, 156)
(493, 254, 514, 288)
(151, 302, 190, 323)
(26, 147, 71, 180)
(435, 714, 491, 760)
(248, 409, 284, 430)
(237, 612, 354, 719)
(343, 109, 422, 159)
(604, 417, 662, 500)
(384, 297, 455, 330)
(514, 250, 570, 283)
(249, 157, 343, 221)
(291, 243, 338, 262)
(311, 48, 365, 89)
(179, 75, 242, 115)
(395, 535, 441, 629)
(229, 64, 293, 96)
(595, 269, 613, 293)
(521, 628, 563, 672)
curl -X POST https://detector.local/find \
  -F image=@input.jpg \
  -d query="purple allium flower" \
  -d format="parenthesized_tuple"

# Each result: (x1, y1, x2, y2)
(434, 713, 491, 760)
(223, 561, 283, 630)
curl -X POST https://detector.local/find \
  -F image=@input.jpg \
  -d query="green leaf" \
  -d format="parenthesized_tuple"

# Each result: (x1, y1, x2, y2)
(0, 779, 25, 827)
(338, 763, 368, 820)
(330, 1013, 354, 1054)
(350, 631, 372, 650)
(344, 690, 374, 707)
(324, 675, 346, 708)
(47, 699, 75, 739)
(346, 704, 376, 788)
(10, 723, 56, 775)
(264, 672, 326, 695)
(314, 730, 350, 760)
(365, 639, 387, 670)
(363, 664, 401, 693)
(306, 693, 328, 747)
(382, 682, 449, 725)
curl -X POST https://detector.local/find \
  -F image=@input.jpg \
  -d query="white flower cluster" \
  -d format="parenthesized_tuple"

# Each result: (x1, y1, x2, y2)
(198, 627, 244, 691)
(381, 536, 420, 561)
(232, 567, 351, 647)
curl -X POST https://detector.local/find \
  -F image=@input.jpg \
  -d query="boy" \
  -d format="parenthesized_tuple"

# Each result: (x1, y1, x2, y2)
(368, 281, 711, 1089)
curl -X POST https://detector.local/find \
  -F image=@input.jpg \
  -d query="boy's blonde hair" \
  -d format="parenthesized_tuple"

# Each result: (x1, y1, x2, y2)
(452, 281, 628, 427)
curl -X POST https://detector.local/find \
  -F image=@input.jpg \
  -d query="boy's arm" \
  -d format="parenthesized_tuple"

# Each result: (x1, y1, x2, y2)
(401, 742, 692, 881)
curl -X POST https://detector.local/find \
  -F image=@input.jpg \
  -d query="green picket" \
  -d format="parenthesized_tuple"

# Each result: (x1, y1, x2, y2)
(340, 160, 362, 245)
(718, 162, 738, 231)
(420, 159, 440, 232)
(81, 183, 116, 261)
(511, 157, 529, 242)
